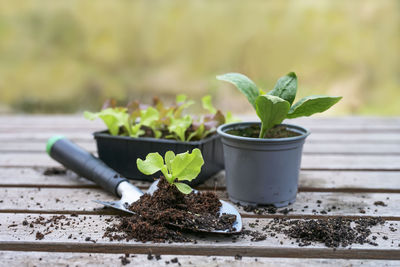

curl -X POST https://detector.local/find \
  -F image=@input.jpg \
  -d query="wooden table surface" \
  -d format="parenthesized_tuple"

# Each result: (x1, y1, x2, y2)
(1, 115, 399, 266)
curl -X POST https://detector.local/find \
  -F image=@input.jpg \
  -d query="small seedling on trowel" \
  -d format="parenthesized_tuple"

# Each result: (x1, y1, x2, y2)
(46, 136, 242, 234)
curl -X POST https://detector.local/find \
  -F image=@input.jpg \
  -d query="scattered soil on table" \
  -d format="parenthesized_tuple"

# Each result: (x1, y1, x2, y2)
(21, 214, 100, 242)
(262, 217, 385, 248)
(226, 124, 301, 139)
(374, 201, 387, 207)
(119, 254, 132, 265)
(35, 231, 44, 240)
(242, 205, 293, 215)
(103, 177, 237, 242)
(43, 167, 67, 176)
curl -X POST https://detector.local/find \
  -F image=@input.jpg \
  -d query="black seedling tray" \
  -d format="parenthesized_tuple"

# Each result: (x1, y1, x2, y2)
(93, 131, 224, 186)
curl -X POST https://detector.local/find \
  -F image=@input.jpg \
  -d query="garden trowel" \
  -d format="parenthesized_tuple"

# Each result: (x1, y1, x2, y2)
(46, 136, 242, 234)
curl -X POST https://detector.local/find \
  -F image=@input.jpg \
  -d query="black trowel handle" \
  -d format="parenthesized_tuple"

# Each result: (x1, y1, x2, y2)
(46, 136, 128, 196)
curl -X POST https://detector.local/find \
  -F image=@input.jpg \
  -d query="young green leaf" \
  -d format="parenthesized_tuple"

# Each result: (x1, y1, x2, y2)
(174, 99, 195, 118)
(128, 123, 145, 138)
(136, 149, 204, 194)
(176, 94, 187, 103)
(136, 152, 165, 175)
(287, 95, 342, 119)
(225, 111, 241, 124)
(170, 148, 204, 182)
(169, 115, 192, 141)
(217, 73, 260, 109)
(164, 151, 175, 174)
(187, 123, 205, 141)
(201, 95, 217, 114)
(84, 108, 128, 136)
(140, 106, 159, 126)
(268, 72, 297, 105)
(174, 182, 193, 194)
(255, 95, 290, 138)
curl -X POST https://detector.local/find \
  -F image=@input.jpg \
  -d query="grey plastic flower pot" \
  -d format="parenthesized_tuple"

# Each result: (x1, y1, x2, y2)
(217, 122, 310, 208)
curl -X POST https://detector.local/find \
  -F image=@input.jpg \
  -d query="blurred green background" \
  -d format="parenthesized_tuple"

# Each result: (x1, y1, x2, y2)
(0, 0, 399, 115)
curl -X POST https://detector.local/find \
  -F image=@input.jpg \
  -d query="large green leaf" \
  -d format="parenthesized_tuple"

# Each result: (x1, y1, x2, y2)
(136, 152, 164, 175)
(255, 95, 290, 138)
(287, 95, 342, 119)
(217, 73, 260, 109)
(268, 72, 297, 105)
(170, 148, 204, 182)
(174, 182, 193, 194)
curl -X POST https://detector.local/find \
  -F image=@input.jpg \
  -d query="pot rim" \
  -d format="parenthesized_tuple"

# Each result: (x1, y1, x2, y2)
(217, 121, 310, 143)
(93, 130, 220, 145)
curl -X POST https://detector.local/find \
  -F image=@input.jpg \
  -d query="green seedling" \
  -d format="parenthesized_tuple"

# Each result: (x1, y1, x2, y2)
(84, 106, 160, 138)
(217, 72, 342, 138)
(85, 94, 237, 141)
(137, 148, 204, 194)
(84, 107, 131, 136)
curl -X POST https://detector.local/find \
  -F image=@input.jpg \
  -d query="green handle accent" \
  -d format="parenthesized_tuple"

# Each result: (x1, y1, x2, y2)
(46, 135, 65, 155)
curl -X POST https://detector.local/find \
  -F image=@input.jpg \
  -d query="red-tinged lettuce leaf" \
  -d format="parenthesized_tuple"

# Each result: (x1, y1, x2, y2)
(102, 99, 117, 110)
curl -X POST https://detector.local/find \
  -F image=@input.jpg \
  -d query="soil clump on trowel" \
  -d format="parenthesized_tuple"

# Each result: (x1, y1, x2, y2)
(104, 177, 236, 242)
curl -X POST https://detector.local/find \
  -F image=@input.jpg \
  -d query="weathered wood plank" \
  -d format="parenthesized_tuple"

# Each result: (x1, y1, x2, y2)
(1, 115, 399, 125)
(1, 168, 400, 193)
(1, 153, 399, 170)
(1, 187, 399, 219)
(1, 132, 400, 144)
(0, 168, 152, 188)
(203, 171, 400, 193)
(0, 141, 96, 153)
(2, 141, 400, 155)
(3, 123, 400, 132)
(1, 214, 399, 259)
(1, 251, 399, 267)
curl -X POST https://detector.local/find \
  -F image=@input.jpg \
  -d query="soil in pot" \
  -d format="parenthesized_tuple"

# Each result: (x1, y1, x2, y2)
(226, 124, 301, 139)
(104, 177, 236, 242)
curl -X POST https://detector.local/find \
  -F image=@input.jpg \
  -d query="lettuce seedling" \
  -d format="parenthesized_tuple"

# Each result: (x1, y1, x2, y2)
(140, 106, 162, 138)
(84, 108, 130, 136)
(202, 95, 217, 114)
(174, 94, 195, 118)
(137, 148, 204, 194)
(84, 106, 160, 138)
(85, 94, 236, 141)
(217, 72, 342, 138)
(168, 115, 193, 141)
